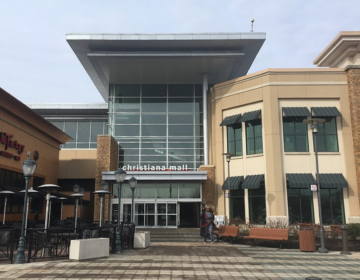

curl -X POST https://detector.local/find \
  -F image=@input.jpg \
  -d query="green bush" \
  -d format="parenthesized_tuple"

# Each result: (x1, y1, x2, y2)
(348, 223, 360, 241)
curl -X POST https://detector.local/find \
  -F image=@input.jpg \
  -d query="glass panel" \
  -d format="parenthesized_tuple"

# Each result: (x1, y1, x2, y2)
(146, 203, 155, 214)
(91, 122, 104, 142)
(135, 185, 156, 198)
(320, 189, 332, 225)
(157, 215, 166, 226)
(235, 127, 242, 139)
(228, 142, 235, 155)
(296, 135, 308, 152)
(168, 125, 194, 136)
(167, 215, 177, 226)
(168, 84, 194, 97)
(142, 142, 166, 148)
(316, 135, 326, 152)
(168, 98, 193, 112)
(142, 84, 167, 97)
(167, 204, 177, 214)
(325, 118, 337, 134)
(295, 121, 307, 134)
(195, 114, 203, 125)
(135, 215, 144, 226)
(64, 122, 77, 142)
(246, 122, 254, 138)
(141, 149, 166, 155)
(114, 125, 139, 137)
(114, 114, 140, 124)
(325, 135, 338, 152)
(142, 114, 166, 124)
(179, 184, 200, 198)
(254, 122, 262, 137)
(114, 98, 140, 112)
(135, 203, 144, 214)
(255, 138, 263, 154)
(283, 120, 294, 135)
(195, 84, 202, 96)
(230, 196, 245, 222)
(235, 141, 242, 156)
(51, 121, 64, 131)
(168, 149, 195, 156)
(168, 143, 194, 149)
(248, 189, 266, 225)
(168, 114, 194, 124)
(330, 189, 344, 224)
(195, 97, 203, 113)
(157, 184, 171, 199)
(63, 142, 76, 148)
(120, 184, 132, 199)
(123, 204, 131, 224)
(284, 135, 295, 152)
(119, 143, 140, 149)
(146, 215, 155, 226)
(141, 156, 167, 162)
(157, 203, 166, 214)
(142, 125, 166, 136)
(115, 84, 140, 97)
(246, 139, 254, 155)
(227, 127, 234, 141)
(77, 143, 89, 148)
(142, 98, 167, 112)
(77, 122, 90, 142)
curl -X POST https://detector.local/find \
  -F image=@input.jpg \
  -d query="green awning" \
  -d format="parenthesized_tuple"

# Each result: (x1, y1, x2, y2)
(240, 110, 261, 122)
(319, 173, 348, 189)
(242, 174, 264, 189)
(220, 114, 242, 126)
(286, 173, 315, 189)
(282, 107, 311, 117)
(311, 107, 341, 117)
(222, 176, 244, 190)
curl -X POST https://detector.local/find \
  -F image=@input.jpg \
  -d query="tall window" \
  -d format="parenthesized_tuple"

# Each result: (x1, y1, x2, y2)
(227, 124, 242, 156)
(287, 189, 313, 224)
(316, 118, 338, 152)
(230, 189, 245, 222)
(283, 117, 308, 152)
(246, 120, 263, 155)
(320, 188, 345, 225)
(248, 183, 266, 224)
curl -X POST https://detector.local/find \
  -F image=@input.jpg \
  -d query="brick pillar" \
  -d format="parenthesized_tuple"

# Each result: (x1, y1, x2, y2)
(94, 135, 118, 222)
(346, 66, 360, 209)
(198, 165, 216, 211)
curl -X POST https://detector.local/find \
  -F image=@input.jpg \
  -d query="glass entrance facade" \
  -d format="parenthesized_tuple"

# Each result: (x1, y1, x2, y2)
(108, 84, 204, 170)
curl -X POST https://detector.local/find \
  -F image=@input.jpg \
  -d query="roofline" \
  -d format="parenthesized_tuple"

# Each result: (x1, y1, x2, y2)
(0, 87, 72, 144)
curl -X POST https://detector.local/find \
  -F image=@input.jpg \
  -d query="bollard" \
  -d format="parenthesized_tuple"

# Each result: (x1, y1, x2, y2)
(340, 225, 351, 255)
(305, 277, 322, 280)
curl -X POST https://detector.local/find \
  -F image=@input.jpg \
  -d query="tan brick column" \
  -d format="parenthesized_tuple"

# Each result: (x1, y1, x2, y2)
(198, 165, 216, 211)
(94, 135, 118, 222)
(346, 66, 360, 216)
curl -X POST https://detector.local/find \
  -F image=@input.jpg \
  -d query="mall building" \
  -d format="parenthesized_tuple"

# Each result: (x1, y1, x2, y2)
(29, 31, 360, 227)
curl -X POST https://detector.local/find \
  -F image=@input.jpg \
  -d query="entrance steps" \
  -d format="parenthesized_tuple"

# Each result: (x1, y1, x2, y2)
(142, 228, 203, 243)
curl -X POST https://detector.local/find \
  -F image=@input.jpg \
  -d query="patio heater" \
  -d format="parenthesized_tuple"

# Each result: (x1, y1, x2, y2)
(79, 187, 85, 224)
(15, 156, 37, 264)
(128, 177, 137, 224)
(57, 197, 68, 220)
(36, 184, 60, 232)
(0, 191, 15, 225)
(303, 117, 328, 253)
(70, 184, 84, 231)
(93, 181, 110, 227)
(114, 168, 126, 254)
(19, 188, 39, 235)
(48, 195, 57, 228)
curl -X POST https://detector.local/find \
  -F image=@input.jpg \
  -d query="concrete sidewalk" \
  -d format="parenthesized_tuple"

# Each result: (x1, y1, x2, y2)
(0, 242, 359, 279)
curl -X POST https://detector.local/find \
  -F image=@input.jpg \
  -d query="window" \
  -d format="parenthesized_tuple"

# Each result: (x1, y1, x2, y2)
(320, 188, 345, 225)
(246, 119, 263, 155)
(316, 118, 339, 152)
(230, 189, 245, 222)
(287, 189, 313, 224)
(227, 125, 242, 156)
(248, 183, 266, 224)
(283, 117, 308, 152)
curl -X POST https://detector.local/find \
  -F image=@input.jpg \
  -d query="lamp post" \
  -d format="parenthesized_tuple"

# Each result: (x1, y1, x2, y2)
(19, 188, 39, 236)
(222, 152, 233, 224)
(37, 184, 60, 232)
(304, 117, 328, 253)
(0, 191, 14, 225)
(93, 181, 110, 227)
(57, 197, 68, 220)
(71, 184, 84, 231)
(128, 177, 137, 224)
(114, 168, 126, 253)
(79, 187, 85, 224)
(14, 157, 37, 264)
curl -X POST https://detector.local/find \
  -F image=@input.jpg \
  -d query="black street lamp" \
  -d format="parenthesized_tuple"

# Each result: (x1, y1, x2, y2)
(304, 117, 328, 253)
(93, 181, 110, 227)
(129, 177, 137, 224)
(14, 157, 37, 264)
(223, 152, 233, 224)
(114, 168, 126, 253)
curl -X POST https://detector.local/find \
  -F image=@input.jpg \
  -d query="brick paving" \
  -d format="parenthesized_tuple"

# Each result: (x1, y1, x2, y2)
(0, 242, 360, 279)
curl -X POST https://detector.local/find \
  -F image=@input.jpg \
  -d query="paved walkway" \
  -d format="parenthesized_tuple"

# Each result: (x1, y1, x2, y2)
(0, 242, 360, 279)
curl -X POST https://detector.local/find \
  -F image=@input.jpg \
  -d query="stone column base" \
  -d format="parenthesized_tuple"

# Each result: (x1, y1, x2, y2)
(347, 216, 360, 223)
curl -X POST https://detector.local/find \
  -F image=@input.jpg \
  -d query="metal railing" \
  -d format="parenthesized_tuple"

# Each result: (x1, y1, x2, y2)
(0, 228, 15, 263)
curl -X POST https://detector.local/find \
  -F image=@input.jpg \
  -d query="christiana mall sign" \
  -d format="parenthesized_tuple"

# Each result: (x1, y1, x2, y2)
(122, 164, 190, 171)
(0, 132, 25, 161)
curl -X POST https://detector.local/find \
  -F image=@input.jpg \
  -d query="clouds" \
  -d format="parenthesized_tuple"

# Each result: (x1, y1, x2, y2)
(0, 0, 359, 103)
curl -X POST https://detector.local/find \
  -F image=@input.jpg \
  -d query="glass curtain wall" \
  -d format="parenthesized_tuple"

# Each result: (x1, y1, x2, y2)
(109, 84, 204, 170)
(287, 188, 313, 224)
(320, 188, 345, 224)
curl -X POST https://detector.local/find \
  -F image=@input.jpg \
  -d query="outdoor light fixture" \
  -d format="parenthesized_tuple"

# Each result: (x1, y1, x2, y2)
(129, 177, 137, 224)
(303, 117, 328, 253)
(94, 181, 110, 227)
(114, 168, 126, 253)
(222, 152, 234, 225)
(15, 155, 37, 264)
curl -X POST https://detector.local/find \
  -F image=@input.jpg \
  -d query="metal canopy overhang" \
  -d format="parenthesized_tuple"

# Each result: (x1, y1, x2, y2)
(102, 170, 207, 182)
(286, 173, 315, 189)
(319, 173, 348, 189)
(283, 107, 311, 117)
(222, 176, 244, 190)
(66, 33, 266, 100)
(242, 174, 264, 189)
(311, 107, 342, 117)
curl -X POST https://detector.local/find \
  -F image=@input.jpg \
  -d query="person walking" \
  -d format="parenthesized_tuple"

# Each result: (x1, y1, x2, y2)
(200, 205, 214, 243)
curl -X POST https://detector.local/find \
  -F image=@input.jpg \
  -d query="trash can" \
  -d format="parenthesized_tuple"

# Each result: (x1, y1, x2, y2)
(299, 228, 316, 252)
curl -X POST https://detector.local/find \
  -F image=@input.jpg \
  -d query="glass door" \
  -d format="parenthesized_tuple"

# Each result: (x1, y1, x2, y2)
(135, 203, 155, 227)
(123, 204, 131, 224)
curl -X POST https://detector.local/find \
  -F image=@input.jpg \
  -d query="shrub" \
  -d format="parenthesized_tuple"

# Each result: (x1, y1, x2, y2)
(348, 223, 360, 241)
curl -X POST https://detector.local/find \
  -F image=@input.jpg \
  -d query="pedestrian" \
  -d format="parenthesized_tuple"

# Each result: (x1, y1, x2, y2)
(200, 205, 214, 243)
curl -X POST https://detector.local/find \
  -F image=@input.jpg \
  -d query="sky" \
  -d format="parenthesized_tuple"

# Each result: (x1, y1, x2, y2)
(0, 0, 359, 104)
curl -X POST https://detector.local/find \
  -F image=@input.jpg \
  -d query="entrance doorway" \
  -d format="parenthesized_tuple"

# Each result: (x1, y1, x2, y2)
(179, 202, 200, 228)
